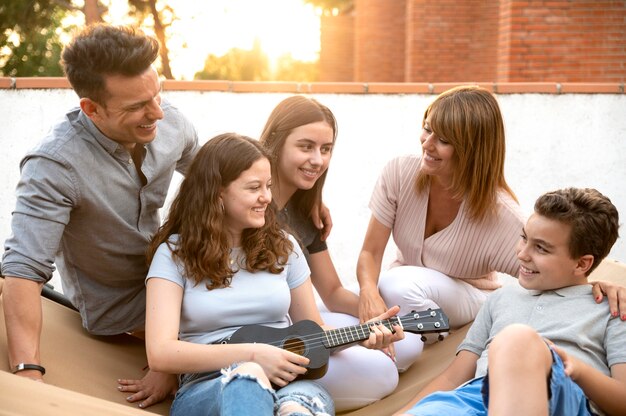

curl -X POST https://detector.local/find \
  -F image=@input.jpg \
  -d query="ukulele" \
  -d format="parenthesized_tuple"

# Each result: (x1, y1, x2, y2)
(224, 308, 449, 380)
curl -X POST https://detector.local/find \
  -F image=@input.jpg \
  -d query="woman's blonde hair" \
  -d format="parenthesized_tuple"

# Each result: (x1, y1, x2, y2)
(416, 85, 516, 220)
(147, 133, 292, 289)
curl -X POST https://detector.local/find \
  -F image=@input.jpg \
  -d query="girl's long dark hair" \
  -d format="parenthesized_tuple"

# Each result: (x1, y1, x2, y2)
(147, 133, 293, 289)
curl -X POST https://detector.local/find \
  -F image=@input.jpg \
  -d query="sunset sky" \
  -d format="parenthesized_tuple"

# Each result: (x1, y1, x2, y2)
(107, 0, 322, 79)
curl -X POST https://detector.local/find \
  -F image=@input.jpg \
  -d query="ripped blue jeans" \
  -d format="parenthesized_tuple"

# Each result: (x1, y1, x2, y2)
(170, 365, 334, 416)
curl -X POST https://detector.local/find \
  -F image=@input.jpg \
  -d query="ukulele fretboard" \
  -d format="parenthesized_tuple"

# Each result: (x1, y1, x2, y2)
(323, 317, 399, 348)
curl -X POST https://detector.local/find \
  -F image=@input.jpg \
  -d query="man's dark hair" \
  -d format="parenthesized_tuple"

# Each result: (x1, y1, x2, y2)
(61, 24, 159, 104)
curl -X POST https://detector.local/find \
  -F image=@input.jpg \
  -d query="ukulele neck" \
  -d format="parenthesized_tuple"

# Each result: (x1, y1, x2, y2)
(323, 317, 399, 349)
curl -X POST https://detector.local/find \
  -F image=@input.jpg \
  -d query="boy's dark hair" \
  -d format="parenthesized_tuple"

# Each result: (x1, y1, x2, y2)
(61, 24, 159, 104)
(534, 188, 619, 275)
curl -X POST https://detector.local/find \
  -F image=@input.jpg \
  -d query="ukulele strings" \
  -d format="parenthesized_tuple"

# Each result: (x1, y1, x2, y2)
(246, 315, 438, 349)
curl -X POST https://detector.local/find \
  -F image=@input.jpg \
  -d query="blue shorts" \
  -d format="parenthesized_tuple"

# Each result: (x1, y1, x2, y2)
(405, 348, 594, 416)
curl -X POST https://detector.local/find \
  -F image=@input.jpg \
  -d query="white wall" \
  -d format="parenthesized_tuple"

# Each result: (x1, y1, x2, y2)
(1, 89, 625, 291)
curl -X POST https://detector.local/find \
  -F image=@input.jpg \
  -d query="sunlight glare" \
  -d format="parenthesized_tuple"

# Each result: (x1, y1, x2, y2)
(106, 0, 320, 80)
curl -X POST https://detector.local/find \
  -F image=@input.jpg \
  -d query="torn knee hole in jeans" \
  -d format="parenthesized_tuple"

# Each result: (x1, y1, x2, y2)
(276, 396, 331, 416)
(220, 366, 275, 394)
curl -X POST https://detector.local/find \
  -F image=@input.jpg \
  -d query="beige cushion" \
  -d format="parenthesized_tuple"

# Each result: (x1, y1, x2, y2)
(1, 258, 625, 416)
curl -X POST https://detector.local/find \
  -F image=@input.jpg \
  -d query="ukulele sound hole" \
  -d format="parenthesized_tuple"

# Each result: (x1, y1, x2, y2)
(283, 337, 306, 356)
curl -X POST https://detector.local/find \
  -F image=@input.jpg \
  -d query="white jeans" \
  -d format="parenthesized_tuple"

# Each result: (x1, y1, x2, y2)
(378, 266, 489, 372)
(316, 311, 399, 412)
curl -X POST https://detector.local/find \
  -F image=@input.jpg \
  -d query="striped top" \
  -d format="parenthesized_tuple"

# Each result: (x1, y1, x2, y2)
(370, 155, 526, 290)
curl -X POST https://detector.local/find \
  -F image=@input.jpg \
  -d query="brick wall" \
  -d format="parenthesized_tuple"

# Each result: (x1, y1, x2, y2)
(320, 0, 626, 83)
(319, 13, 355, 82)
(499, 0, 626, 82)
(354, 0, 407, 81)
(406, 0, 499, 82)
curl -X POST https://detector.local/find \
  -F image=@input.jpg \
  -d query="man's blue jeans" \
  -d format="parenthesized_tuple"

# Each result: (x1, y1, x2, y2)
(171, 369, 334, 416)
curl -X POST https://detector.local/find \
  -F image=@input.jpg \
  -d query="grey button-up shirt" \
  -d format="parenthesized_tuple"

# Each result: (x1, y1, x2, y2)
(2, 100, 199, 335)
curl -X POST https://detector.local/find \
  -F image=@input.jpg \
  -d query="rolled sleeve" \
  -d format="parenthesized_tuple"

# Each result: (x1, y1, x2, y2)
(2, 155, 76, 282)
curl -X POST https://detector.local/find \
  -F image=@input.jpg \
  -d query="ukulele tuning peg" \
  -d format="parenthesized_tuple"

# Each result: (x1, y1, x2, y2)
(421, 335, 427, 342)
(438, 334, 445, 341)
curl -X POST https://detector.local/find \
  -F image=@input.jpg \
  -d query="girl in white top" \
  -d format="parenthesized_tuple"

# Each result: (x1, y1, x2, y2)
(145, 133, 402, 416)
(259, 96, 400, 411)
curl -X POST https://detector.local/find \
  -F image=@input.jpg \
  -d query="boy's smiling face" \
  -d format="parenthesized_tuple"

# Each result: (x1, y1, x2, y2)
(516, 213, 591, 291)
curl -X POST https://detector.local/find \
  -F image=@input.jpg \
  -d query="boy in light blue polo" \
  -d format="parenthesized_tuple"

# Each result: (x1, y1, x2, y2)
(396, 188, 626, 416)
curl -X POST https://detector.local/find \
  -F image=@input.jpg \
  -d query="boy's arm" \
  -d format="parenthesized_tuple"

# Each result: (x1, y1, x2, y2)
(553, 346, 626, 416)
(394, 350, 478, 415)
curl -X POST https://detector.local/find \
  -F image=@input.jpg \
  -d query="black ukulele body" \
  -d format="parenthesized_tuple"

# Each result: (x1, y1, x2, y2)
(227, 320, 329, 380)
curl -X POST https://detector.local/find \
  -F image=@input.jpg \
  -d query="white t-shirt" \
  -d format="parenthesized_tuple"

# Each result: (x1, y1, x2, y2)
(146, 234, 310, 345)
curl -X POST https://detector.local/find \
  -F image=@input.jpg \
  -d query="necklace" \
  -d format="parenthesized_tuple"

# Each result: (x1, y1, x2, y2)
(229, 247, 241, 267)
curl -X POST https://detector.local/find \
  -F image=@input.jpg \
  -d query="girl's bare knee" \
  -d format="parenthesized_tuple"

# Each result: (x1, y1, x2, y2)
(277, 400, 313, 416)
(230, 362, 271, 389)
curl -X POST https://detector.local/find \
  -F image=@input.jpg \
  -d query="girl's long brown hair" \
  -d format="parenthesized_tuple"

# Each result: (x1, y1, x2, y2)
(416, 85, 517, 220)
(259, 95, 338, 219)
(147, 133, 293, 289)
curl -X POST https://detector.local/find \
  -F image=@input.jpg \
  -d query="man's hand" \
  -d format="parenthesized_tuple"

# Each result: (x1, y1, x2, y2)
(13, 368, 44, 382)
(118, 369, 177, 409)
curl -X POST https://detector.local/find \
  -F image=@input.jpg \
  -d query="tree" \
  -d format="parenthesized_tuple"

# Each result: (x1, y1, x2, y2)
(195, 40, 320, 82)
(1, 1, 71, 76)
(0, 0, 179, 79)
(195, 40, 269, 81)
(0, 0, 105, 77)
(82, 0, 105, 24)
(127, 0, 176, 79)
(1, 16, 67, 77)
(273, 54, 318, 82)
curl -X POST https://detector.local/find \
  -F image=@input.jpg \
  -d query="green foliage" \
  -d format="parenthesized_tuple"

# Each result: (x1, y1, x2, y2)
(194, 40, 269, 81)
(194, 43, 319, 82)
(0, 1, 76, 76)
(273, 54, 318, 82)
(0, 0, 55, 45)
(1, 27, 65, 77)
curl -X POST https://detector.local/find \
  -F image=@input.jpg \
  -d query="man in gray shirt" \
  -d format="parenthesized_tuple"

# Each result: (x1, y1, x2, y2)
(1, 24, 198, 408)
